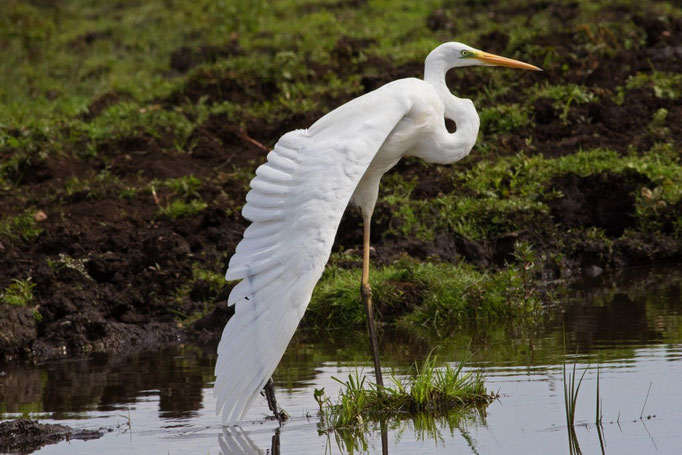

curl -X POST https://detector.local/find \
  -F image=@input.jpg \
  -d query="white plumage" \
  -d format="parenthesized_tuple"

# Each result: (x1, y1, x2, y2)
(214, 42, 540, 425)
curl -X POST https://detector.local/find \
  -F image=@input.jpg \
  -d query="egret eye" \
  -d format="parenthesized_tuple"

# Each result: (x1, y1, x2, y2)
(460, 50, 470, 58)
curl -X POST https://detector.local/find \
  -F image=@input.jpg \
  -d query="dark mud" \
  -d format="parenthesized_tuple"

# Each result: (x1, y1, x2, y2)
(0, 419, 102, 454)
(1, 2, 681, 362)
(0, 131, 250, 360)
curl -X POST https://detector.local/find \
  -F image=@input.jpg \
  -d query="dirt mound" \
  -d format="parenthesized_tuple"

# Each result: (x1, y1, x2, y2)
(547, 170, 651, 237)
(82, 91, 134, 120)
(0, 128, 249, 361)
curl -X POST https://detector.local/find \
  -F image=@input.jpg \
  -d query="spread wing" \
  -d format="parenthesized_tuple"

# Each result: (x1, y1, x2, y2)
(214, 83, 412, 425)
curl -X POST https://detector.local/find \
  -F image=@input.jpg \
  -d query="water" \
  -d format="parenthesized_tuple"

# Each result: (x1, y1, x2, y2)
(1, 266, 681, 454)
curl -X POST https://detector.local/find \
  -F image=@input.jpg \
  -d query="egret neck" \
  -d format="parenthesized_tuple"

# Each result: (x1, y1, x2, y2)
(424, 52, 480, 158)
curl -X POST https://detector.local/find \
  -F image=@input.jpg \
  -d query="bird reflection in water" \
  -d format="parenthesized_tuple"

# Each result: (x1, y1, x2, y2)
(219, 426, 274, 455)
(219, 406, 486, 454)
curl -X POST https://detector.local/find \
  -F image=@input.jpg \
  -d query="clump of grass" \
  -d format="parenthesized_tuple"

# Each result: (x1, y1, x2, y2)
(626, 71, 682, 100)
(154, 175, 208, 219)
(0, 211, 43, 241)
(159, 198, 207, 219)
(321, 354, 494, 428)
(1, 278, 35, 307)
(479, 103, 530, 135)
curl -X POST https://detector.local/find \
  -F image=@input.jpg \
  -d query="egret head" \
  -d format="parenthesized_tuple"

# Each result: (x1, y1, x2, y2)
(426, 42, 542, 72)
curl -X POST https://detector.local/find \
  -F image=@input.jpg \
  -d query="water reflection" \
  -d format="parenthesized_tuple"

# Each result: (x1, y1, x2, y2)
(216, 408, 488, 455)
(0, 266, 680, 454)
(219, 426, 268, 454)
(0, 344, 216, 419)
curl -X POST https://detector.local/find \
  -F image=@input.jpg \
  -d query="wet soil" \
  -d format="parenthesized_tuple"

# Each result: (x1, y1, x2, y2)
(1, 3, 681, 362)
(0, 419, 102, 453)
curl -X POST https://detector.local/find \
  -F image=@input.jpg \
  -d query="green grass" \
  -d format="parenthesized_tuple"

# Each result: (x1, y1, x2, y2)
(626, 71, 682, 100)
(158, 199, 207, 219)
(154, 176, 208, 219)
(1, 278, 35, 307)
(307, 250, 546, 332)
(320, 354, 494, 428)
(375, 147, 682, 243)
(0, 210, 43, 241)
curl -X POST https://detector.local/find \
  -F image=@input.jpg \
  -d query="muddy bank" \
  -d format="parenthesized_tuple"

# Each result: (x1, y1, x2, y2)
(1, 1, 681, 362)
(0, 419, 102, 453)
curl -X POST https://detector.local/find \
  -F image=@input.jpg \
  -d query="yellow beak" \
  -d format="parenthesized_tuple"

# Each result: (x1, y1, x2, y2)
(475, 51, 542, 71)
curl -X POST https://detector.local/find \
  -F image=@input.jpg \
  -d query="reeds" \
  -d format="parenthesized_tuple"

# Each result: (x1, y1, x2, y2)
(563, 360, 606, 455)
(562, 359, 587, 428)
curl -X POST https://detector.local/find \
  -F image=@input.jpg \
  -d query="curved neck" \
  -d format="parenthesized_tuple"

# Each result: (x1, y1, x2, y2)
(424, 59, 479, 150)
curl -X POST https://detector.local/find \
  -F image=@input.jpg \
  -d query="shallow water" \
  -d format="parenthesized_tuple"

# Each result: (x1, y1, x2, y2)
(1, 266, 681, 454)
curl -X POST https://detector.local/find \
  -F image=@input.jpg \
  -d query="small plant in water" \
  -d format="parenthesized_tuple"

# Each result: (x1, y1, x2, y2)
(320, 354, 494, 428)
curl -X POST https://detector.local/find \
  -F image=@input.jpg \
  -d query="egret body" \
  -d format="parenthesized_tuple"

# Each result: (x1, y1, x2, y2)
(214, 42, 540, 425)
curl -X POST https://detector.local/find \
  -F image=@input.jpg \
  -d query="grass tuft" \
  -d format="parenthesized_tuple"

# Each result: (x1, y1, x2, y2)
(321, 354, 494, 428)
(0, 211, 43, 241)
(159, 198, 207, 219)
(1, 278, 35, 307)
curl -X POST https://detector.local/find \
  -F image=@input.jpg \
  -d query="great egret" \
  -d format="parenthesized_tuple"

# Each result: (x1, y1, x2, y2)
(214, 42, 540, 425)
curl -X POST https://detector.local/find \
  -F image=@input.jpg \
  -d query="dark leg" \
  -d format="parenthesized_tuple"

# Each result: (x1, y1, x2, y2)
(264, 378, 281, 422)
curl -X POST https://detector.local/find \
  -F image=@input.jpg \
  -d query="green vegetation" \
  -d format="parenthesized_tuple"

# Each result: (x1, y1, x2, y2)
(376, 148, 682, 245)
(155, 176, 208, 219)
(171, 263, 227, 324)
(308, 247, 545, 332)
(626, 72, 682, 100)
(46, 253, 92, 280)
(1, 278, 35, 307)
(0, 211, 42, 242)
(159, 199, 207, 219)
(319, 355, 493, 428)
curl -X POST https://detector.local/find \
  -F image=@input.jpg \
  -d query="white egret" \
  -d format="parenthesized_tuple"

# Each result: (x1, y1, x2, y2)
(214, 42, 540, 425)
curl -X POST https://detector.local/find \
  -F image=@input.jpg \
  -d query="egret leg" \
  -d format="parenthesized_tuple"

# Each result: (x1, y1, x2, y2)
(264, 378, 281, 422)
(362, 215, 384, 388)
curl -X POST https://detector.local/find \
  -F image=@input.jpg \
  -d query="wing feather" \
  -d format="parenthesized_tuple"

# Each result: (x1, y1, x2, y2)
(215, 84, 413, 425)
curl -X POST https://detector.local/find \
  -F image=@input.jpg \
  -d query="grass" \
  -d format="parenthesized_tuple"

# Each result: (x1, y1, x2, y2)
(320, 354, 494, 428)
(306, 251, 546, 332)
(159, 199, 207, 219)
(563, 360, 587, 428)
(153, 176, 209, 219)
(0, 210, 43, 242)
(625, 71, 682, 100)
(375, 147, 682, 244)
(1, 278, 35, 307)
(563, 358, 587, 455)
